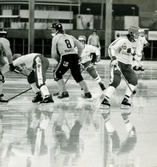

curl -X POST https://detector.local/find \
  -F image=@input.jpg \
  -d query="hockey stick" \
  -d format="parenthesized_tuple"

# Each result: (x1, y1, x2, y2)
(7, 87, 32, 101)
(14, 69, 28, 77)
(116, 65, 136, 94)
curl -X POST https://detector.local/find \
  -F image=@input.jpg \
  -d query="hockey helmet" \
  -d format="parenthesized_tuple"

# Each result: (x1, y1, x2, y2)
(78, 35, 86, 41)
(139, 29, 145, 37)
(0, 28, 7, 38)
(0, 28, 7, 34)
(128, 26, 140, 40)
(51, 22, 63, 31)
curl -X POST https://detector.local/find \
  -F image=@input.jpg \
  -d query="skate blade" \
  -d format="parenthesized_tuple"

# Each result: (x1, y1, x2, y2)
(100, 104, 110, 109)
(121, 105, 130, 109)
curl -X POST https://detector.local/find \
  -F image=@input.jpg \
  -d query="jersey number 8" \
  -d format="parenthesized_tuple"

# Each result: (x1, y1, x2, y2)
(65, 39, 72, 48)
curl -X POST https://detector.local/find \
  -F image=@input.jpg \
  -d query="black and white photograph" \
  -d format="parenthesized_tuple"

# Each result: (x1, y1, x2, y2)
(0, 0, 157, 167)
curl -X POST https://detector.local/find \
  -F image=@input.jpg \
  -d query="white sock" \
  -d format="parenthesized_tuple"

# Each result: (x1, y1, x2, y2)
(125, 84, 136, 97)
(30, 83, 40, 93)
(105, 86, 115, 98)
(40, 85, 50, 98)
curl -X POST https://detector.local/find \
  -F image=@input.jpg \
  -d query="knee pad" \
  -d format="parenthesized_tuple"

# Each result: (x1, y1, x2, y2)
(27, 71, 35, 84)
(109, 70, 121, 88)
(0, 71, 5, 83)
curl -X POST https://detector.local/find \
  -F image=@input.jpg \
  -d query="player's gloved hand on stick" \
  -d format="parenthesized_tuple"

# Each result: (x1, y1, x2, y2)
(111, 56, 118, 66)
(9, 63, 15, 71)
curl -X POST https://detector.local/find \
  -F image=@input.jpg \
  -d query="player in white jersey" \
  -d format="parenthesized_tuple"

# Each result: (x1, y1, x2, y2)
(12, 53, 54, 103)
(51, 22, 92, 99)
(100, 26, 142, 109)
(78, 35, 106, 91)
(87, 29, 101, 65)
(0, 28, 15, 102)
(133, 29, 150, 71)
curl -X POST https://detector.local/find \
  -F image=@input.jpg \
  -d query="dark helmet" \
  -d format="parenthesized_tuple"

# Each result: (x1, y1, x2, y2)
(0, 28, 7, 37)
(51, 22, 63, 31)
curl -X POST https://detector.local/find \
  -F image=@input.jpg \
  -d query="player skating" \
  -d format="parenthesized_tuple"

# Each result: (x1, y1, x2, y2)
(78, 35, 106, 91)
(12, 53, 54, 103)
(100, 26, 142, 109)
(51, 22, 92, 99)
(133, 29, 150, 71)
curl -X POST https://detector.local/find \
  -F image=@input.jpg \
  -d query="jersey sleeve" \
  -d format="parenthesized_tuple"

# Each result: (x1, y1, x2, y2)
(1, 38, 13, 64)
(108, 38, 123, 58)
(72, 36, 84, 57)
(51, 37, 59, 61)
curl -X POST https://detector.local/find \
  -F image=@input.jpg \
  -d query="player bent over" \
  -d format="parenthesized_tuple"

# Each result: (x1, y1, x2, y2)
(13, 53, 54, 103)
(100, 26, 142, 109)
(78, 35, 106, 91)
(51, 22, 92, 99)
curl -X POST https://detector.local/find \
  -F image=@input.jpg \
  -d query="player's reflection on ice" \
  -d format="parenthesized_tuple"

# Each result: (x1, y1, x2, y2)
(51, 102, 96, 166)
(27, 107, 53, 156)
(102, 109, 137, 167)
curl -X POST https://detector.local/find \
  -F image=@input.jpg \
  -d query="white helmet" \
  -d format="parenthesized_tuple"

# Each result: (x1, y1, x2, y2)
(139, 29, 145, 37)
(78, 35, 86, 42)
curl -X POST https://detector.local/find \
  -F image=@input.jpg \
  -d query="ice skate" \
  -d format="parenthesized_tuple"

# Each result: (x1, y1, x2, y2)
(58, 91, 69, 99)
(0, 94, 8, 103)
(84, 92, 92, 98)
(32, 92, 43, 103)
(99, 82, 106, 91)
(100, 97, 110, 109)
(121, 97, 131, 109)
(40, 94, 54, 103)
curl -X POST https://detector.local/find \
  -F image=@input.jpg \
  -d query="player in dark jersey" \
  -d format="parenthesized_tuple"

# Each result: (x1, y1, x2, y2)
(51, 22, 92, 99)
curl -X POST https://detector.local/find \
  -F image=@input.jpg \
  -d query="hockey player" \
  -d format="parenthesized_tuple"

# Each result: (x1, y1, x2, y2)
(78, 35, 105, 91)
(51, 22, 92, 99)
(100, 26, 142, 109)
(0, 28, 15, 102)
(133, 29, 150, 71)
(12, 53, 54, 103)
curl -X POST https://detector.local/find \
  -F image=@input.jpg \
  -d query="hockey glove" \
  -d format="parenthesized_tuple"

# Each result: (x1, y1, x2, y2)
(9, 63, 15, 71)
(127, 48, 135, 56)
(111, 56, 118, 67)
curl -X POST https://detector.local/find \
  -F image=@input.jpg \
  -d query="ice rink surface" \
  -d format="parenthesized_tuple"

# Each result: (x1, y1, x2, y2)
(0, 59, 157, 167)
